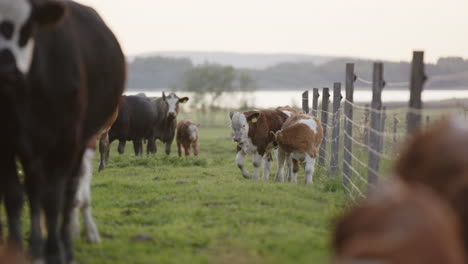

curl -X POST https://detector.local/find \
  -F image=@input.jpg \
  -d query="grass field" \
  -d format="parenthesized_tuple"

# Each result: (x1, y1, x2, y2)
(72, 126, 346, 264)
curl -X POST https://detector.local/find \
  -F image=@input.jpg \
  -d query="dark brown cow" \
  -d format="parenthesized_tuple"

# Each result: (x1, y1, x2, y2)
(0, 1, 125, 263)
(395, 115, 468, 253)
(229, 109, 289, 180)
(176, 120, 200, 157)
(332, 179, 466, 264)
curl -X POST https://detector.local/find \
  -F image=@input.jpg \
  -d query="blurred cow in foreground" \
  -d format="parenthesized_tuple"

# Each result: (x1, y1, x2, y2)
(395, 115, 468, 252)
(176, 120, 200, 157)
(332, 180, 466, 264)
(0, 0, 125, 263)
(273, 113, 323, 184)
(332, 115, 468, 263)
(229, 106, 297, 180)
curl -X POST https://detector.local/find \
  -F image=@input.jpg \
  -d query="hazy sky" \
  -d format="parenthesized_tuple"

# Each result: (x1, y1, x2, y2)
(77, 0, 468, 62)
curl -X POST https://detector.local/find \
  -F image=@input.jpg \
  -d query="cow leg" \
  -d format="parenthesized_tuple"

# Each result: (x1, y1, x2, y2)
(252, 152, 263, 181)
(262, 152, 273, 181)
(236, 150, 251, 179)
(165, 140, 173, 155)
(177, 142, 182, 157)
(184, 143, 190, 156)
(1, 155, 23, 250)
(274, 149, 286, 182)
(133, 140, 143, 156)
(98, 132, 110, 171)
(117, 140, 126, 154)
(286, 156, 293, 182)
(192, 141, 199, 156)
(290, 159, 300, 184)
(304, 155, 316, 185)
(146, 137, 156, 155)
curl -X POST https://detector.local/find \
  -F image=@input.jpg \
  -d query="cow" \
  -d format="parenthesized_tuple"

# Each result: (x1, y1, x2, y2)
(332, 179, 466, 264)
(147, 92, 189, 155)
(0, 1, 125, 263)
(229, 109, 290, 180)
(394, 115, 468, 253)
(176, 120, 200, 157)
(273, 113, 323, 184)
(107, 94, 157, 157)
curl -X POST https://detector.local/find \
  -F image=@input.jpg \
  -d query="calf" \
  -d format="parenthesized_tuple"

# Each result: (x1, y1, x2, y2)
(0, 1, 125, 263)
(395, 115, 468, 253)
(230, 109, 289, 180)
(147, 92, 189, 155)
(332, 179, 466, 264)
(176, 120, 200, 157)
(273, 113, 323, 184)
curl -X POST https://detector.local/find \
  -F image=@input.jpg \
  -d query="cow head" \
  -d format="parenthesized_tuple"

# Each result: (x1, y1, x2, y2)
(0, 0, 65, 84)
(162, 91, 189, 120)
(188, 123, 200, 142)
(230, 111, 260, 143)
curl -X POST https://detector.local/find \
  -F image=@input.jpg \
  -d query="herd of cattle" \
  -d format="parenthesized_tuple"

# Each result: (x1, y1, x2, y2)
(1, 0, 467, 264)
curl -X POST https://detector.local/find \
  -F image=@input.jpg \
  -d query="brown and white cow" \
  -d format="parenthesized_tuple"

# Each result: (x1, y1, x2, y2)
(229, 109, 290, 180)
(332, 179, 466, 264)
(176, 120, 200, 157)
(273, 113, 323, 184)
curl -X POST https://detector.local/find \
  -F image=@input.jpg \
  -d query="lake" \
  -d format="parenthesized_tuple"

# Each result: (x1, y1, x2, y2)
(126, 89, 468, 109)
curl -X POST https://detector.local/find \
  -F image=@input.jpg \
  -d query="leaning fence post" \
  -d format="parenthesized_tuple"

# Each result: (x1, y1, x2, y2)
(343, 63, 355, 186)
(368, 62, 385, 191)
(407, 51, 426, 134)
(330, 83, 342, 176)
(302, 91, 309, 114)
(312, 88, 320, 117)
(318, 88, 330, 167)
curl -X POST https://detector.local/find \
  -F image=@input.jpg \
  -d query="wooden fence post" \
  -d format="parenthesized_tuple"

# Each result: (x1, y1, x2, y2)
(302, 91, 309, 114)
(312, 88, 320, 117)
(362, 105, 370, 145)
(343, 63, 355, 185)
(426, 115, 430, 128)
(368, 63, 384, 191)
(407, 51, 426, 134)
(330, 83, 343, 176)
(318, 88, 330, 167)
(379, 106, 387, 152)
(393, 113, 399, 145)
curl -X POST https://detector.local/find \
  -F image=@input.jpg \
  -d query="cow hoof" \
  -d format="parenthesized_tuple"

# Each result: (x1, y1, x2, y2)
(87, 233, 101, 244)
(242, 174, 251, 179)
(32, 259, 45, 264)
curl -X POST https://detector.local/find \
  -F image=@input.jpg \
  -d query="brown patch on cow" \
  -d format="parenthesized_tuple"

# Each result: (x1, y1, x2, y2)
(243, 109, 289, 156)
(275, 114, 323, 158)
(333, 179, 466, 264)
(176, 120, 200, 157)
(394, 115, 468, 252)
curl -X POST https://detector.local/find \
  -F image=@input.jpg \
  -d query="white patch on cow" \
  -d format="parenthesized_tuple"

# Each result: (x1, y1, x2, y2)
(298, 117, 318, 134)
(230, 112, 250, 144)
(0, 0, 35, 74)
(166, 94, 179, 116)
(188, 124, 198, 141)
(281, 110, 294, 117)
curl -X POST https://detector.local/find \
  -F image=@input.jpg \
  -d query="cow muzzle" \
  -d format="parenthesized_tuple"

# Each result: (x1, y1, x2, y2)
(0, 49, 20, 83)
(233, 137, 241, 143)
(167, 112, 176, 119)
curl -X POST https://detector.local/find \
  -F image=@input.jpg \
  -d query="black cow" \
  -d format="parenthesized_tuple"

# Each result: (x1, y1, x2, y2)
(106, 94, 157, 158)
(0, 0, 125, 263)
(147, 92, 189, 155)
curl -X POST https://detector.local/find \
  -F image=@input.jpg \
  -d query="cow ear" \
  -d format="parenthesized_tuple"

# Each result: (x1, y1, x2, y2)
(196, 123, 201, 128)
(246, 112, 260, 123)
(34, 0, 66, 27)
(162, 92, 166, 101)
(229, 112, 234, 120)
(179, 97, 189, 104)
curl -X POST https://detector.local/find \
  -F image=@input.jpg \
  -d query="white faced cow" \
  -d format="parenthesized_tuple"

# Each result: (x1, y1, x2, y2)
(0, 0, 125, 263)
(147, 92, 189, 155)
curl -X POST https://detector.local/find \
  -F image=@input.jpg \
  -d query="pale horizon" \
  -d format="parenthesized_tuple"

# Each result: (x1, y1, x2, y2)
(77, 0, 468, 63)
